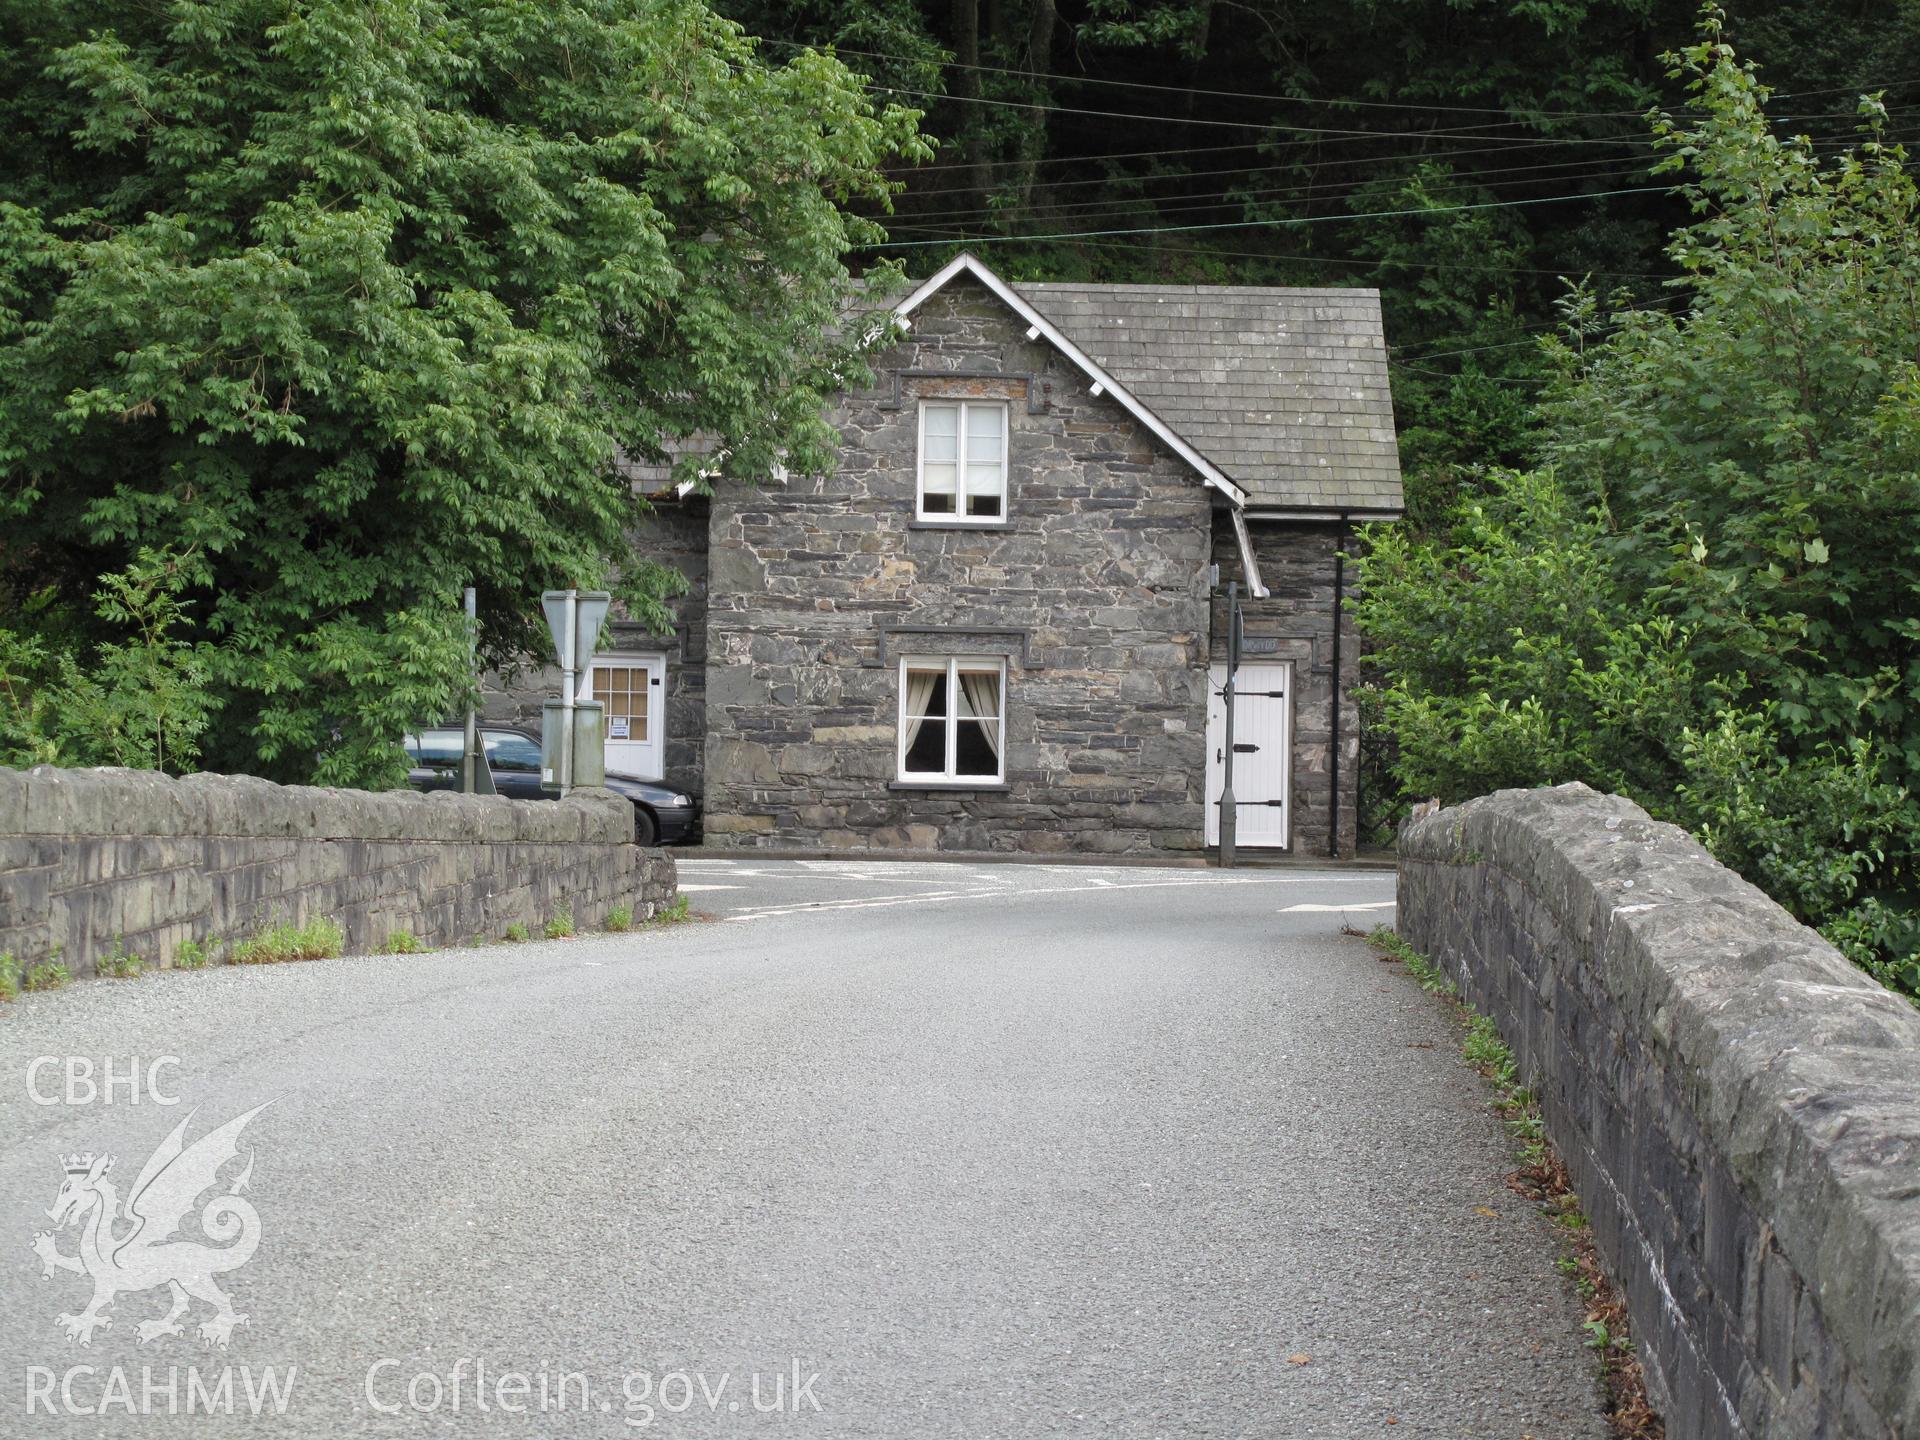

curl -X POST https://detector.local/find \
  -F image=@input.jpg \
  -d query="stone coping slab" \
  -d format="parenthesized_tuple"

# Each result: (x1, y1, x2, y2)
(0, 766, 633, 846)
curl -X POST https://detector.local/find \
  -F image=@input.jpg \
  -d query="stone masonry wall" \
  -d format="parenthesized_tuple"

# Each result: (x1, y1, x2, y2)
(483, 497, 710, 797)
(0, 766, 679, 978)
(1212, 522, 1359, 858)
(700, 274, 1214, 853)
(1399, 784, 1920, 1440)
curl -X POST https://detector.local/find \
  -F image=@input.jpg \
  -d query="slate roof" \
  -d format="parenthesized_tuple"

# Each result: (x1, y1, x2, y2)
(1011, 280, 1402, 513)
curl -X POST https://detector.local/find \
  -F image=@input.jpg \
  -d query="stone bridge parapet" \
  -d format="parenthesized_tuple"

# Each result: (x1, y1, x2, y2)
(1400, 783, 1919, 1440)
(0, 765, 676, 976)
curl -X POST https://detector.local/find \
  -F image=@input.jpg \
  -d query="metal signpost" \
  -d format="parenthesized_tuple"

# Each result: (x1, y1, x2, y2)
(459, 586, 496, 796)
(462, 587, 479, 794)
(541, 589, 611, 797)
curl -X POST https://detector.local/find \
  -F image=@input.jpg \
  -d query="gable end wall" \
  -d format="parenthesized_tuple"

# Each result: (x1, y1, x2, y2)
(699, 276, 1213, 853)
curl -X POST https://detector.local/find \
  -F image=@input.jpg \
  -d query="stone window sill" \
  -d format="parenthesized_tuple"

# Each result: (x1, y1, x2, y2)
(907, 520, 1011, 532)
(888, 781, 1012, 794)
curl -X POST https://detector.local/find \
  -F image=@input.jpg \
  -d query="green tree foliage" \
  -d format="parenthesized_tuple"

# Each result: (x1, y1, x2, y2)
(0, 552, 214, 772)
(1354, 24, 1920, 998)
(1547, 23, 1920, 781)
(0, 0, 924, 786)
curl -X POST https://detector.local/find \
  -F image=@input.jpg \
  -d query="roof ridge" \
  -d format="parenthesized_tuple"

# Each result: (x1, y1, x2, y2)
(1019, 281, 1383, 300)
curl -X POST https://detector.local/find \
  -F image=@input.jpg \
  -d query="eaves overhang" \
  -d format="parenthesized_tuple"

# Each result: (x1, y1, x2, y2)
(1244, 507, 1404, 524)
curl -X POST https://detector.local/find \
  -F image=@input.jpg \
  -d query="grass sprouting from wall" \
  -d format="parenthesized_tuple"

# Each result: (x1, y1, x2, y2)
(230, 917, 345, 965)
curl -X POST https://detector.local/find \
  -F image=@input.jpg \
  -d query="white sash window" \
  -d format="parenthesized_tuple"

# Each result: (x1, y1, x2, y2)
(918, 401, 1008, 522)
(898, 656, 1005, 783)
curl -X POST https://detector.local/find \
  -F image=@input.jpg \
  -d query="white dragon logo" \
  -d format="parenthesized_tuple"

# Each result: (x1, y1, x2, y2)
(31, 1102, 272, 1348)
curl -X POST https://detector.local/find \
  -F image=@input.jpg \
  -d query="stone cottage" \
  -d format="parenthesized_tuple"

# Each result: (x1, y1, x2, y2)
(487, 252, 1402, 857)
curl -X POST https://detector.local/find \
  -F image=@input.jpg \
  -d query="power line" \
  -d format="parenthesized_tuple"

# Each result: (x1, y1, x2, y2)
(861, 80, 1915, 164)
(971, 232, 1675, 282)
(896, 109, 1918, 192)
(895, 138, 1666, 203)
(1389, 293, 1690, 367)
(866, 184, 1667, 248)
(892, 120, 1907, 212)
(872, 101, 1916, 182)
(881, 105, 1878, 178)
(865, 82, 1662, 145)
(829, 41, 1656, 119)
(1389, 360, 1549, 386)
(881, 124, 1920, 226)
(757, 34, 1920, 120)
(889, 173, 1660, 230)
(887, 160, 1664, 227)
(891, 140, 1274, 174)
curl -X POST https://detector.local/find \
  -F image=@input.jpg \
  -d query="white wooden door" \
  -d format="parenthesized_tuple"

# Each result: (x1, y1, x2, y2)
(1205, 661, 1292, 849)
(576, 654, 665, 780)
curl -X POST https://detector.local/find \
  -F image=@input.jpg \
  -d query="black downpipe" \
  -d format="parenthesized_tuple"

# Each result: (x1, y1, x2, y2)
(1328, 519, 1347, 859)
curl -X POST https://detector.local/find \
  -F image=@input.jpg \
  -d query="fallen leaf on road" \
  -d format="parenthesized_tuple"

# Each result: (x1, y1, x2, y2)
(1474, 1206, 1500, 1218)
(1405, 1042, 1434, 1049)
(1287, 1354, 1311, 1366)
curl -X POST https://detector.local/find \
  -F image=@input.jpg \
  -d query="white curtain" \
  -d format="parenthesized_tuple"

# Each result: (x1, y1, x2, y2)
(958, 671, 1001, 758)
(904, 669, 940, 748)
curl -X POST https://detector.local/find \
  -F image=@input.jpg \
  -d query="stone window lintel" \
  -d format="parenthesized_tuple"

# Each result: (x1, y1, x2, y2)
(879, 368, 1046, 414)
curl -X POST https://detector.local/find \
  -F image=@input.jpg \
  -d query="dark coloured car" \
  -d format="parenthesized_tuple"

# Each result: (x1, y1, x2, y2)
(403, 726, 699, 846)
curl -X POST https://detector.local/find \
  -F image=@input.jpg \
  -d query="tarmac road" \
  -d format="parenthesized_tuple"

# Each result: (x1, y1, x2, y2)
(0, 860, 1606, 1439)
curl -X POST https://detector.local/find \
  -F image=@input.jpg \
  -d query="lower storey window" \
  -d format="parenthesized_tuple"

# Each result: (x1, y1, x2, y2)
(898, 657, 1005, 783)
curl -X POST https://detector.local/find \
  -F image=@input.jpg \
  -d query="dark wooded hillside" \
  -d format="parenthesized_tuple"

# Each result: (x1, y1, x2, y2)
(722, 0, 1920, 482)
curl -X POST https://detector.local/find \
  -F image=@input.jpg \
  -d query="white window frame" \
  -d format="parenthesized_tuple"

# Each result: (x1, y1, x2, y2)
(916, 400, 1010, 524)
(896, 655, 1007, 785)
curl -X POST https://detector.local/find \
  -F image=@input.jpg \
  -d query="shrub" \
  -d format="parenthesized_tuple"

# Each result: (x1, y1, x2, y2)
(603, 904, 633, 933)
(1356, 474, 1920, 1002)
(380, 930, 427, 955)
(100, 938, 144, 980)
(24, 959, 70, 991)
(650, 895, 694, 926)
(503, 922, 531, 944)
(544, 909, 576, 941)
(173, 937, 216, 969)
(0, 551, 212, 773)
(230, 917, 345, 965)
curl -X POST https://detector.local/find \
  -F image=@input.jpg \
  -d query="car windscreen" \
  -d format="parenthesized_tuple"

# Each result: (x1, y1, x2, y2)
(482, 731, 543, 773)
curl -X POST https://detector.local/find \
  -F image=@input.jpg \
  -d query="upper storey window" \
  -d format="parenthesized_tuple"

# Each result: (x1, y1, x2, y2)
(918, 401, 1007, 523)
